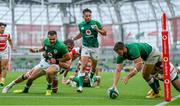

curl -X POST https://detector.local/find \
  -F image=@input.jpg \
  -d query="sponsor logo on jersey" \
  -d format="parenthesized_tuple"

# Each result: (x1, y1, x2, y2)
(47, 52, 53, 58)
(86, 30, 91, 35)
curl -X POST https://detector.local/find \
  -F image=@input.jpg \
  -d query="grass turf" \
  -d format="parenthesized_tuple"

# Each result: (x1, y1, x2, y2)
(0, 71, 179, 105)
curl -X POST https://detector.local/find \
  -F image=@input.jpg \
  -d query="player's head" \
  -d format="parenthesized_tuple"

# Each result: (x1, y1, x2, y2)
(113, 42, 127, 56)
(83, 8, 92, 22)
(64, 39, 74, 52)
(47, 31, 57, 45)
(0, 22, 6, 34)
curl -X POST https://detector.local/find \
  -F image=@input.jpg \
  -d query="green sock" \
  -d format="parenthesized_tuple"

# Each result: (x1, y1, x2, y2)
(90, 71, 95, 79)
(79, 76, 85, 87)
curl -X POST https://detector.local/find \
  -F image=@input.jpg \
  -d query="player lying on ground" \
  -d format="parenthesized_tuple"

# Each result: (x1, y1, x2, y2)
(2, 31, 71, 96)
(108, 42, 162, 99)
(60, 39, 81, 84)
(65, 59, 101, 88)
(146, 61, 180, 96)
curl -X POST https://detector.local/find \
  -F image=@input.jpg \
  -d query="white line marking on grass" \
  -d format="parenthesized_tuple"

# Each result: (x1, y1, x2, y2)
(0, 95, 159, 102)
(155, 94, 180, 106)
(0, 95, 104, 100)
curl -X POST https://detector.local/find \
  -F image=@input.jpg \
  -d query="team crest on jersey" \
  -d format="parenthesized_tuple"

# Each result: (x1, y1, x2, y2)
(86, 30, 91, 35)
(81, 27, 84, 30)
(47, 52, 53, 58)
(54, 49, 57, 54)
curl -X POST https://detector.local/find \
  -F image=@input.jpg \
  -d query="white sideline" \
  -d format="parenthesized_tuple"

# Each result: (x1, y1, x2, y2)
(155, 94, 180, 106)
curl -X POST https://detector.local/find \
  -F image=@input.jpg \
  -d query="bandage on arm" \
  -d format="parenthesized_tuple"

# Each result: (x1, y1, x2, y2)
(127, 57, 143, 79)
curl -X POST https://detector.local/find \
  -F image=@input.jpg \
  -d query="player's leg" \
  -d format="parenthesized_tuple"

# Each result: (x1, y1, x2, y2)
(2, 69, 34, 93)
(52, 73, 58, 93)
(90, 59, 97, 79)
(45, 64, 59, 95)
(0, 49, 9, 86)
(22, 69, 45, 93)
(147, 73, 161, 96)
(143, 49, 162, 98)
(77, 47, 90, 92)
(77, 56, 89, 92)
(95, 76, 101, 88)
(0, 59, 8, 86)
(143, 64, 160, 98)
(21, 58, 50, 93)
(170, 66, 180, 92)
(61, 69, 69, 84)
(89, 48, 98, 79)
(171, 76, 180, 92)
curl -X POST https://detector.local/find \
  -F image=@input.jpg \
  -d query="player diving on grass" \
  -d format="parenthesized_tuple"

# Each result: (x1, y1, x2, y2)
(146, 61, 180, 97)
(2, 31, 71, 96)
(108, 42, 163, 99)
(72, 8, 106, 92)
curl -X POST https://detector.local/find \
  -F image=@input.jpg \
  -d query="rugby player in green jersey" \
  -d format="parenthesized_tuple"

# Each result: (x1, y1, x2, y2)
(72, 8, 106, 92)
(108, 42, 162, 98)
(2, 31, 71, 96)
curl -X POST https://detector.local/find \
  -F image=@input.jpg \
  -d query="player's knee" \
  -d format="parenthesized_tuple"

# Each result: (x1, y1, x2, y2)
(22, 74, 28, 80)
(27, 76, 34, 82)
(142, 74, 150, 81)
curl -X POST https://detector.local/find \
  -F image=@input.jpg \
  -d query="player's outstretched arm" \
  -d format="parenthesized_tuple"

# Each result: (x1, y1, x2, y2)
(122, 57, 143, 84)
(112, 64, 122, 88)
(8, 34, 16, 52)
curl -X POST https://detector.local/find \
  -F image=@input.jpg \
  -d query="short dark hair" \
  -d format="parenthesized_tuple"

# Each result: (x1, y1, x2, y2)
(0, 22, 7, 27)
(113, 42, 125, 51)
(64, 39, 74, 46)
(48, 31, 57, 36)
(83, 8, 92, 14)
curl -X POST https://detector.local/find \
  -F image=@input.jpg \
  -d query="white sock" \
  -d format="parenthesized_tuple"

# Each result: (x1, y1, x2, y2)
(1, 78, 5, 82)
(8, 81, 16, 87)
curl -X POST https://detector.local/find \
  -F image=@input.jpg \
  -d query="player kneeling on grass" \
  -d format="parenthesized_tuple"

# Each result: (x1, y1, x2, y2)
(108, 42, 162, 99)
(147, 61, 180, 96)
(2, 31, 71, 95)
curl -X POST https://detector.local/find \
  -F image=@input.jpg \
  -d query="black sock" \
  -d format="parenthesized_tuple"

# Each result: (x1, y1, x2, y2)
(23, 85, 29, 93)
(148, 78, 159, 94)
(47, 83, 52, 90)
(154, 78, 160, 90)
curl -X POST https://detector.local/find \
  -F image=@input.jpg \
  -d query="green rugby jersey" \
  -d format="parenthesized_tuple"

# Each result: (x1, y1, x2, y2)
(78, 19, 102, 48)
(116, 43, 152, 64)
(43, 38, 68, 61)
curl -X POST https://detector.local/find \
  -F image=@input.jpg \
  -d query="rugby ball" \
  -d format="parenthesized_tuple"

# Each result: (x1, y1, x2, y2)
(107, 88, 119, 99)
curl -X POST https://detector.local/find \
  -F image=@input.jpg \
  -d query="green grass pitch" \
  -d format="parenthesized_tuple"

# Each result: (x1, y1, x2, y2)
(0, 71, 179, 105)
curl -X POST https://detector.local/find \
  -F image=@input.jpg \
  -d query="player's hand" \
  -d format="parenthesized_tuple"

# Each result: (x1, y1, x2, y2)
(108, 86, 119, 94)
(122, 76, 129, 85)
(48, 58, 56, 64)
(93, 25, 99, 31)
(62, 79, 66, 84)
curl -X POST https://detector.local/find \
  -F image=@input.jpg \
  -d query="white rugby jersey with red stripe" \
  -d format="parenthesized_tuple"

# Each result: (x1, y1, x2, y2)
(0, 34, 10, 51)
